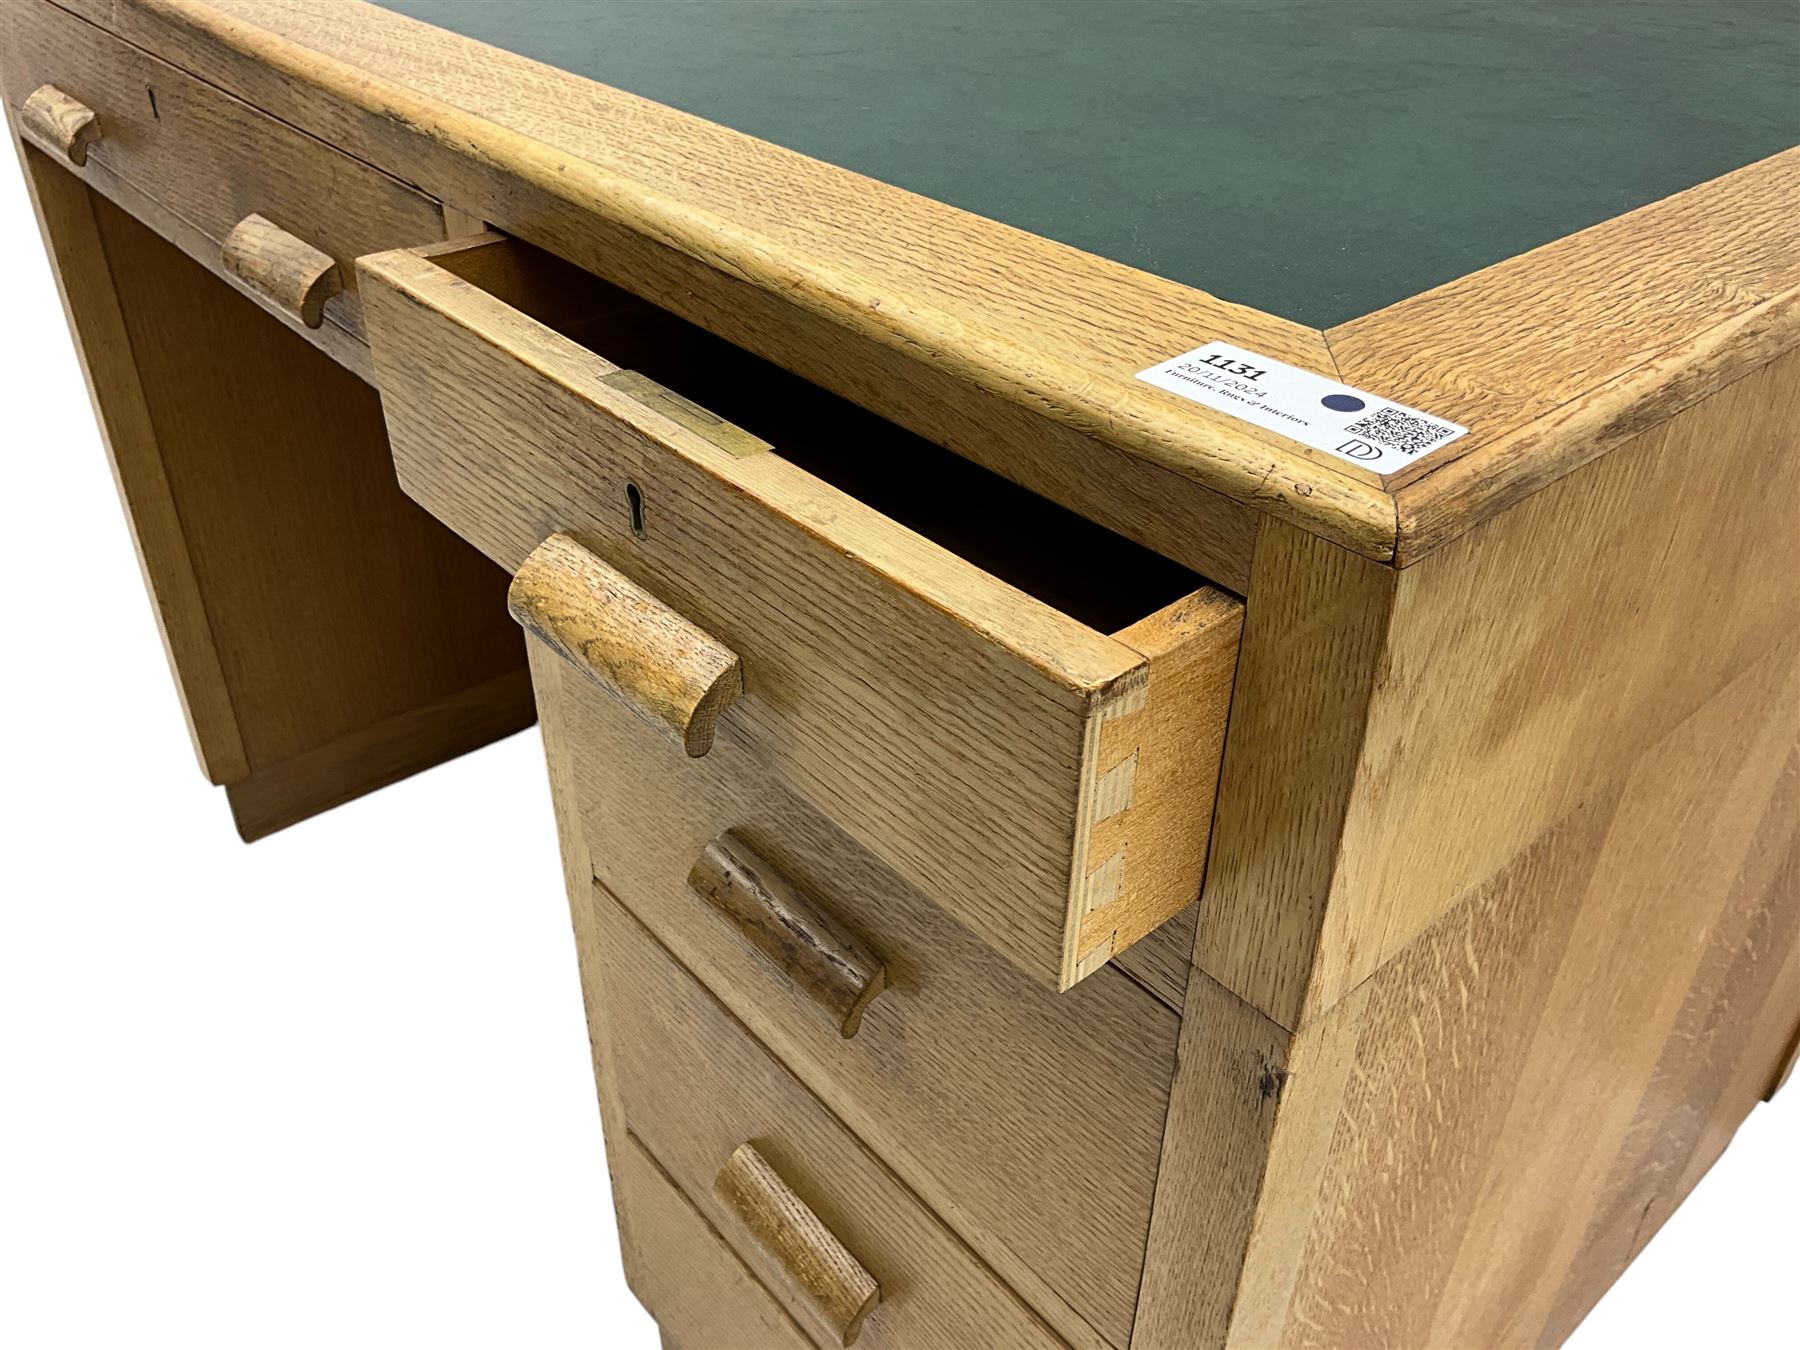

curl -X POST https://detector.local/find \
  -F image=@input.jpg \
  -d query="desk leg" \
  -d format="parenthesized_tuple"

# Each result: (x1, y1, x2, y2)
(18, 142, 532, 838)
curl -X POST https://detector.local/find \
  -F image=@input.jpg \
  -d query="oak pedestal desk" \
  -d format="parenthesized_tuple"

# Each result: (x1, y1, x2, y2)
(6, 2, 1798, 1346)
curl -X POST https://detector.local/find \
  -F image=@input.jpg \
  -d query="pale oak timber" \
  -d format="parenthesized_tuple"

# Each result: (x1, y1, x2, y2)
(593, 889, 1064, 1350)
(222, 667, 534, 841)
(715, 1142, 882, 1348)
(614, 1135, 811, 1350)
(8, 3, 1800, 1346)
(1135, 355, 1800, 1348)
(688, 832, 888, 1041)
(19, 83, 98, 164)
(1388, 279, 1800, 563)
(1331, 147, 1800, 552)
(1305, 348, 1800, 1026)
(1111, 904, 1197, 1014)
(31, 1, 1800, 573)
(361, 238, 1243, 991)
(64, 0, 1390, 577)
(1188, 521, 1398, 1028)
(1539, 747, 1800, 1342)
(53, 185, 530, 836)
(508, 533, 743, 759)
(1196, 346, 1800, 1029)
(12, 134, 246, 783)
(1078, 589, 1242, 976)
(53, 144, 377, 381)
(1133, 639, 1798, 1349)
(0, 0, 449, 347)
(1131, 971, 1302, 1350)
(527, 642, 633, 1172)
(220, 211, 340, 328)
(552, 650, 1175, 1347)
(1235, 639, 1799, 1349)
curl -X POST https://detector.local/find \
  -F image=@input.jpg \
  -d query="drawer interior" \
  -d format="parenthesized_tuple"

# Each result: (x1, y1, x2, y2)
(427, 237, 1219, 634)
(364, 233, 1243, 990)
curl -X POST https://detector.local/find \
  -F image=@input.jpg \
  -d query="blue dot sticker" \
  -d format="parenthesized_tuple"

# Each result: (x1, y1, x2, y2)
(1321, 393, 1366, 413)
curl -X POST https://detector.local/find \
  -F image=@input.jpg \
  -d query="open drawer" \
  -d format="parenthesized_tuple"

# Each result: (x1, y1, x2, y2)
(359, 235, 1243, 990)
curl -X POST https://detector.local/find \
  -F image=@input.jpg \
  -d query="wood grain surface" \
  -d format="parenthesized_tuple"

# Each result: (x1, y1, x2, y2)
(1076, 590, 1243, 977)
(362, 238, 1238, 990)
(1188, 522, 1398, 1027)
(220, 210, 340, 327)
(508, 532, 742, 758)
(0, 0, 448, 344)
(39, 179, 529, 835)
(614, 1135, 811, 1350)
(688, 832, 888, 1040)
(1132, 637, 1797, 1347)
(19, 82, 98, 163)
(593, 886, 1064, 1350)
(57, 0, 1397, 570)
(1134, 328, 1800, 1349)
(1224, 638, 1799, 1349)
(716, 1142, 882, 1348)
(1335, 147, 1800, 559)
(553, 654, 1177, 1348)
(1199, 346, 1800, 1029)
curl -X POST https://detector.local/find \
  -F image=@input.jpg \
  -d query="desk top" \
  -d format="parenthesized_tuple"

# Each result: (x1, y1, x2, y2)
(62, 0, 1800, 571)
(376, 0, 1800, 328)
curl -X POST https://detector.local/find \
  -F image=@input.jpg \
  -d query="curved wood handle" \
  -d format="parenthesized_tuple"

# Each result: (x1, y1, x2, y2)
(689, 831, 887, 1038)
(222, 213, 342, 327)
(21, 85, 101, 166)
(715, 1143, 880, 1347)
(508, 532, 742, 756)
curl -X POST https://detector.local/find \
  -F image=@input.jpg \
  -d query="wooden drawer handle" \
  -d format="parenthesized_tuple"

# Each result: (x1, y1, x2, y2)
(222, 213, 342, 328)
(715, 1143, 880, 1347)
(21, 85, 101, 166)
(508, 532, 742, 756)
(689, 831, 887, 1038)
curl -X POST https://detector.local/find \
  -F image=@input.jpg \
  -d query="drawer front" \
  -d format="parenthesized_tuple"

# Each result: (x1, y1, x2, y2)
(594, 884, 1063, 1350)
(1, 0, 446, 341)
(615, 1132, 811, 1350)
(362, 235, 1242, 991)
(537, 639, 1176, 1347)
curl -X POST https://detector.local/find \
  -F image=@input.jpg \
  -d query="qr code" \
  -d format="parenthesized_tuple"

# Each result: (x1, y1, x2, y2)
(1343, 408, 1457, 456)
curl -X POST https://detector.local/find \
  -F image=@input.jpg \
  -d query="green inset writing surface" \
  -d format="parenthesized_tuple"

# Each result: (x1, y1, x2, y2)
(376, 0, 1800, 328)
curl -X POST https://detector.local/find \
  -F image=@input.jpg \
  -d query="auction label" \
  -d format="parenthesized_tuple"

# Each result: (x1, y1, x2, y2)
(1136, 341, 1467, 475)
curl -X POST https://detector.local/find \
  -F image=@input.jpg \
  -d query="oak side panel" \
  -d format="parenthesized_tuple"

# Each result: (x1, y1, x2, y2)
(1540, 747, 1800, 1343)
(1149, 345, 1800, 1348)
(1129, 972, 1296, 1349)
(12, 134, 247, 782)
(74, 186, 529, 833)
(1302, 346, 1800, 1023)
(1254, 633, 1799, 1349)
(1189, 520, 1398, 1027)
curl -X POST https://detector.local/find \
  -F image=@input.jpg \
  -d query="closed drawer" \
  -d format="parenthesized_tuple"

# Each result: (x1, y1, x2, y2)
(593, 882, 1063, 1350)
(614, 1132, 810, 1350)
(361, 234, 1243, 991)
(533, 638, 1177, 1347)
(1, 0, 446, 345)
